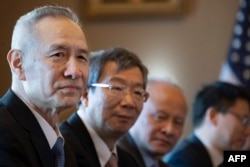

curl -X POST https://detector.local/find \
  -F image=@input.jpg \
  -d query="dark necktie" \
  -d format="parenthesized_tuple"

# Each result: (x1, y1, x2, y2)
(52, 137, 65, 167)
(105, 152, 118, 167)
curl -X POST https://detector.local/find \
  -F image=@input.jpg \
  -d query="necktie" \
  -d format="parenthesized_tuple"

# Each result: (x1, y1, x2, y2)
(105, 152, 118, 167)
(52, 137, 65, 167)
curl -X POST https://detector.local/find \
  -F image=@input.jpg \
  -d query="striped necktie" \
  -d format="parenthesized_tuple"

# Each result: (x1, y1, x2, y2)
(105, 152, 118, 167)
(52, 137, 65, 167)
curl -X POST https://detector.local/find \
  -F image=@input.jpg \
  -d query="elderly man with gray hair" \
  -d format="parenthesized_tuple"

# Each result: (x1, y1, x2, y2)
(118, 78, 188, 167)
(0, 5, 89, 167)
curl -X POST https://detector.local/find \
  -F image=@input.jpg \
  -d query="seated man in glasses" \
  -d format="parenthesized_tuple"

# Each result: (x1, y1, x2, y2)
(164, 81, 250, 167)
(60, 47, 148, 167)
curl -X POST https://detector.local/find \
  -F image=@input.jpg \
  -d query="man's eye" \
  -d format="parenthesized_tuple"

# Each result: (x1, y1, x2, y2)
(133, 90, 143, 96)
(78, 55, 89, 63)
(53, 53, 64, 57)
(174, 119, 184, 126)
(157, 115, 166, 120)
(110, 86, 123, 91)
(154, 114, 166, 120)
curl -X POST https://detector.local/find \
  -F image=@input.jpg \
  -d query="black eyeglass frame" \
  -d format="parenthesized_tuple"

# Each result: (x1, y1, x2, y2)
(227, 111, 250, 127)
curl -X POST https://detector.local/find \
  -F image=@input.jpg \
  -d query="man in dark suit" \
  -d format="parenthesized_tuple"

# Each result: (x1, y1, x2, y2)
(60, 47, 149, 167)
(164, 81, 250, 167)
(118, 78, 188, 167)
(0, 5, 89, 167)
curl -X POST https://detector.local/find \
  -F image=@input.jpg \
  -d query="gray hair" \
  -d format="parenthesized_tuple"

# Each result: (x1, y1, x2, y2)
(147, 77, 183, 92)
(88, 47, 148, 90)
(11, 5, 81, 52)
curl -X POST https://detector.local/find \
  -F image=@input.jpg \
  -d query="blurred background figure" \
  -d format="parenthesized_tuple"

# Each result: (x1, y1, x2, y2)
(118, 78, 188, 167)
(164, 81, 250, 167)
(60, 47, 148, 167)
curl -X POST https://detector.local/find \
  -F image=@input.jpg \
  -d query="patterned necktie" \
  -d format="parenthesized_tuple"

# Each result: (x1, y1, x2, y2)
(105, 152, 118, 167)
(52, 137, 65, 167)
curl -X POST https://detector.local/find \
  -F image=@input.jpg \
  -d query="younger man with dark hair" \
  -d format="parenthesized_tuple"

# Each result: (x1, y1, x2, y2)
(164, 81, 250, 167)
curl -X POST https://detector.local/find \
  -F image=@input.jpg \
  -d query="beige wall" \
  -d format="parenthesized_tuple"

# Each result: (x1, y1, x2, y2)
(0, 0, 239, 138)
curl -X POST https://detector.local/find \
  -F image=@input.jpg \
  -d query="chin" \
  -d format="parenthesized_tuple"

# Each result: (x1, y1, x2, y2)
(62, 96, 79, 105)
(113, 127, 129, 135)
(58, 101, 78, 110)
(150, 150, 166, 158)
(152, 145, 170, 154)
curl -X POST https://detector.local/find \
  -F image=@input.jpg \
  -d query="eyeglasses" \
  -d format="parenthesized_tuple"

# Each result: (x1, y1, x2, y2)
(227, 111, 250, 127)
(90, 83, 149, 102)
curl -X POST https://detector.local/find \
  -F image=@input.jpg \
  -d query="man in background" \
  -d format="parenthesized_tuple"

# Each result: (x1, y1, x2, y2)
(0, 5, 89, 167)
(60, 47, 148, 167)
(118, 78, 188, 167)
(164, 81, 250, 167)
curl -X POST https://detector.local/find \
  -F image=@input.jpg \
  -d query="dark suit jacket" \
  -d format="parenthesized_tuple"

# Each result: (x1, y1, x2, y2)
(0, 89, 77, 167)
(163, 133, 213, 167)
(118, 133, 169, 167)
(60, 112, 140, 167)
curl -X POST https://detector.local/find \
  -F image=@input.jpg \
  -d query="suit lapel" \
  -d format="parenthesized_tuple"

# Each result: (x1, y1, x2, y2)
(30, 131, 54, 166)
(189, 134, 213, 167)
(64, 142, 78, 167)
(119, 133, 145, 167)
(67, 113, 101, 167)
(2, 90, 54, 167)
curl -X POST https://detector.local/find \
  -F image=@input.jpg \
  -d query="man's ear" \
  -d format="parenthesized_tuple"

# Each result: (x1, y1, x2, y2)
(7, 49, 26, 80)
(81, 88, 88, 107)
(207, 107, 220, 126)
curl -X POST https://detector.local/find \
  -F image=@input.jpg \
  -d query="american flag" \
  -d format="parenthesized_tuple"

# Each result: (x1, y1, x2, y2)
(219, 0, 250, 90)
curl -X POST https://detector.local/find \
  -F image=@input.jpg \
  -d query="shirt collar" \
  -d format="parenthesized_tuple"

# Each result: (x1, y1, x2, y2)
(77, 111, 117, 167)
(131, 134, 156, 167)
(195, 131, 223, 167)
(13, 90, 62, 149)
(30, 109, 60, 148)
(13, 91, 60, 149)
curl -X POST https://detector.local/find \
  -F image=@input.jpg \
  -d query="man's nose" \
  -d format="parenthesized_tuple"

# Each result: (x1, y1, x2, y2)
(64, 57, 82, 79)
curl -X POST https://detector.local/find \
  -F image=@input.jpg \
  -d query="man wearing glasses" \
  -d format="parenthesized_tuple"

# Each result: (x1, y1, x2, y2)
(164, 81, 250, 167)
(60, 47, 148, 167)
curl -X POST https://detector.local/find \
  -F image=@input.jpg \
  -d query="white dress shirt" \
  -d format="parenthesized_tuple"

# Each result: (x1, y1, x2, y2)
(78, 111, 117, 167)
